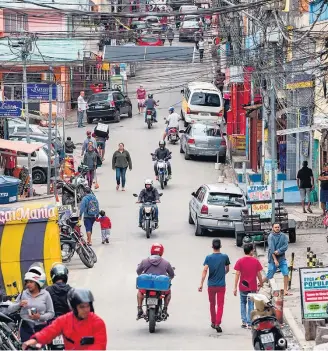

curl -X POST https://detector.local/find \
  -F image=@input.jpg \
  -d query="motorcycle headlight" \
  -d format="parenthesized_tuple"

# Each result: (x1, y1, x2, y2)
(158, 162, 165, 168)
(144, 207, 152, 213)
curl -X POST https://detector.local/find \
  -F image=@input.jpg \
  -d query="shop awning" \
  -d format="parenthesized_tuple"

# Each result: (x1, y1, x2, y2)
(0, 140, 45, 154)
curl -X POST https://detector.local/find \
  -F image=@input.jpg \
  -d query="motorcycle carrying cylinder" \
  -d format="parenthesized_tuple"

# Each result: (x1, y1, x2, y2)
(136, 274, 170, 291)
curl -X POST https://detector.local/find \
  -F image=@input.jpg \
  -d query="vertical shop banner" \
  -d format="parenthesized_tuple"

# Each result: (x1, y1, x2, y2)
(300, 267, 328, 319)
(56, 85, 65, 119)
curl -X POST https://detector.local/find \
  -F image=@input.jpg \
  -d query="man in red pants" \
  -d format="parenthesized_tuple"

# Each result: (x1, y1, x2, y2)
(198, 239, 230, 333)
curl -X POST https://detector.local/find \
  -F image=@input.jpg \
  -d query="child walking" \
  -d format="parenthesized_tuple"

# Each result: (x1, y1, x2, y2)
(96, 210, 111, 244)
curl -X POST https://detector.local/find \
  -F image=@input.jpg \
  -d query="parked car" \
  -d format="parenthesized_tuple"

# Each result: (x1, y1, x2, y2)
(16, 146, 57, 184)
(86, 90, 132, 124)
(189, 183, 247, 236)
(180, 123, 226, 162)
(184, 15, 201, 22)
(7, 118, 43, 135)
(179, 21, 199, 41)
(137, 35, 163, 46)
(131, 20, 147, 31)
(144, 16, 161, 30)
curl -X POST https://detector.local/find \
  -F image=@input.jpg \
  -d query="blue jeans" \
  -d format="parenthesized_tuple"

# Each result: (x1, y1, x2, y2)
(139, 204, 158, 224)
(77, 110, 84, 127)
(145, 108, 157, 121)
(266, 259, 289, 279)
(115, 167, 127, 188)
(240, 291, 254, 325)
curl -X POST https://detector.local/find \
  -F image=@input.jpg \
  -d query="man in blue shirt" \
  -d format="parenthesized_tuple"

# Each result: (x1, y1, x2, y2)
(199, 239, 230, 333)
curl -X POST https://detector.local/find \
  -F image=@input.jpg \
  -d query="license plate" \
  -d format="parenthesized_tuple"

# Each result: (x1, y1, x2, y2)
(52, 335, 64, 345)
(218, 221, 232, 226)
(147, 298, 158, 305)
(95, 106, 103, 109)
(260, 333, 274, 344)
(147, 115, 152, 119)
(171, 135, 177, 140)
(199, 113, 210, 116)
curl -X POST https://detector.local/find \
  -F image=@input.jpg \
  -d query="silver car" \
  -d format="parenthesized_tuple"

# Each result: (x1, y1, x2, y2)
(189, 183, 247, 236)
(180, 123, 227, 162)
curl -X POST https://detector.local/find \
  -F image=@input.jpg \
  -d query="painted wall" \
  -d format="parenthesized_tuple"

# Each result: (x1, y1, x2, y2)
(27, 11, 66, 33)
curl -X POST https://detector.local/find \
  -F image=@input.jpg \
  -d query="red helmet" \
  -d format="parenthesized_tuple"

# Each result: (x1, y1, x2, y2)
(150, 243, 164, 256)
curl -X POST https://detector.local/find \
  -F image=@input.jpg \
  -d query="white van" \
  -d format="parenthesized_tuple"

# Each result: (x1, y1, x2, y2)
(180, 82, 223, 126)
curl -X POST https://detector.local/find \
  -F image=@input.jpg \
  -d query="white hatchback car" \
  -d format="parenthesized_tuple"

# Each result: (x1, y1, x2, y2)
(189, 183, 247, 236)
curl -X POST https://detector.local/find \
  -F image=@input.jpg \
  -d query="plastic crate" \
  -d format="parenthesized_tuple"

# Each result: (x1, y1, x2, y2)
(136, 274, 171, 291)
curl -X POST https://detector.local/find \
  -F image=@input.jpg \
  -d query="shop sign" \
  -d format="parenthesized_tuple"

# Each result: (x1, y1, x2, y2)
(300, 267, 328, 319)
(229, 135, 246, 150)
(286, 81, 314, 90)
(27, 84, 57, 100)
(0, 205, 57, 224)
(251, 202, 272, 219)
(247, 185, 272, 201)
(0, 101, 22, 117)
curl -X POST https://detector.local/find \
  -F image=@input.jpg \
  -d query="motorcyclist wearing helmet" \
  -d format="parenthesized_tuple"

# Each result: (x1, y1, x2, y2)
(144, 93, 158, 122)
(137, 179, 160, 228)
(46, 263, 72, 318)
(163, 106, 180, 141)
(136, 243, 175, 319)
(22, 288, 107, 351)
(153, 140, 172, 180)
(8, 266, 54, 342)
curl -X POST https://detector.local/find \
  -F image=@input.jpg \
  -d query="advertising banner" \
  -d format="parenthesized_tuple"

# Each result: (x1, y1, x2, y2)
(247, 185, 272, 219)
(0, 101, 22, 117)
(27, 84, 57, 100)
(300, 267, 328, 319)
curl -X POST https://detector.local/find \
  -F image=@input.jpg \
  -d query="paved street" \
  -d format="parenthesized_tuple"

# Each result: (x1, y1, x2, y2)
(65, 44, 253, 350)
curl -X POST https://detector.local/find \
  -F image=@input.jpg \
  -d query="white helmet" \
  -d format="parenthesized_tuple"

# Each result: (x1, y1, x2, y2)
(25, 265, 46, 288)
(145, 179, 153, 187)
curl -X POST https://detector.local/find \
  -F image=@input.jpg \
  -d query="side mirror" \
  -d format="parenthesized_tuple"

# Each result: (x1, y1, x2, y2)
(133, 193, 138, 197)
(159, 193, 163, 196)
(80, 337, 94, 346)
(191, 192, 196, 197)
(180, 89, 184, 94)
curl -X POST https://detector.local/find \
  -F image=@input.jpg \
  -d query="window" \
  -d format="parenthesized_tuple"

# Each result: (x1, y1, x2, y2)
(113, 92, 124, 102)
(207, 192, 245, 207)
(197, 188, 206, 202)
(4, 13, 28, 33)
(88, 93, 111, 103)
(190, 92, 221, 107)
(192, 125, 221, 137)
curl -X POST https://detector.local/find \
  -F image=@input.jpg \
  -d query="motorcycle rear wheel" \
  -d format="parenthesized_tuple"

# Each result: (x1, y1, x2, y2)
(77, 247, 94, 268)
(147, 121, 152, 129)
(145, 220, 151, 239)
(160, 175, 165, 189)
(148, 308, 156, 333)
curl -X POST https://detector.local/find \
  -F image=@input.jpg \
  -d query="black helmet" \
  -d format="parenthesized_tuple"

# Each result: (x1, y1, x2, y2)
(159, 140, 166, 148)
(50, 263, 69, 284)
(68, 288, 94, 318)
(148, 93, 153, 98)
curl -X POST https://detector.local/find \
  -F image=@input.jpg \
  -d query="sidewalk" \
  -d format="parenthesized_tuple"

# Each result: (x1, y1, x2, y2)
(286, 205, 324, 229)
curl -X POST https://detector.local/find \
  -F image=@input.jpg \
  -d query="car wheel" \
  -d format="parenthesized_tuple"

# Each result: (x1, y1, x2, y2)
(188, 211, 194, 225)
(184, 150, 191, 160)
(236, 232, 244, 247)
(87, 117, 93, 124)
(32, 168, 47, 184)
(219, 155, 226, 164)
(115, 110, 121, 123)
(180, 143, 184, 154)
(195, 217, 203, 236)
(128, 106, 133, 118)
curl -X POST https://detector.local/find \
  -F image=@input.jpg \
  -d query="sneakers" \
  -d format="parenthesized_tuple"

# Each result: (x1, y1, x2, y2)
(106, 238, 109, 243)
(162, 307, 169, 319)
(215, 325, 222, 333)
(211, 323, 215, 329)
(154, 222, 158, 229)
(137, 307, 144, 319)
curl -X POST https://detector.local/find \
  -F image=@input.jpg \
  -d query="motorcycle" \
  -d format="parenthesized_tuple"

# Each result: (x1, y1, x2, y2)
(59, 213, 97, 268)
(249, 293, 287, 350)
(133, 193, 163, 238)
(151, 152, 172, 190)
(0, 313, 20, 350)
(145, 101, 159, 129)
(167, 127, 180, 144)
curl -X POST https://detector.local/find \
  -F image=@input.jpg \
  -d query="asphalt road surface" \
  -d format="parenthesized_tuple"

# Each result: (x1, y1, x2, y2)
(66, 40, 253, 350)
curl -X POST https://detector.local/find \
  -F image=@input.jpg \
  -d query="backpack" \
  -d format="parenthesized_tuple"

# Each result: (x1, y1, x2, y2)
(86, 195, 99, 216)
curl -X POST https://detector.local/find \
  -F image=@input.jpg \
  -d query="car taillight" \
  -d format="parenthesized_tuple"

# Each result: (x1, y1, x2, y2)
(217, 111, 223, 117)
(149, 291, 157, 296)
(110, 101, 115, 107)
(220, 139, 226, 146)
(188, 138, 195, 144)
(187, 107, 191, 114)
(200, 205, 208, 214)
(255, 320, 275, 331)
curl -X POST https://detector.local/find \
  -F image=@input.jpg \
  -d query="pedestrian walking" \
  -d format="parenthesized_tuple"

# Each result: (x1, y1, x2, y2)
(96, 210, 112, 244)
(160, 31, 166, 45)
(77, 91, 87, 128)
(198, 239, 230, 333)
(112, 143, 132, 191)
(297, 160, 314, 213)
(166, 27, 174, 46)
(264, 223, 291, 296)
(79, 187, 99, 245)
(319, 163, 328, 215)
(81, 131, 98, 156)
(233, 243, 263, 329)
(194, 31, 201, 50)
(198, 38, 205, 62)
(83, 144, 97, 188)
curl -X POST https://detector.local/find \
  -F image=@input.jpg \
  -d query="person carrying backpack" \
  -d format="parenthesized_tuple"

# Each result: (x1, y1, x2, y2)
(79, 187, 99, 246)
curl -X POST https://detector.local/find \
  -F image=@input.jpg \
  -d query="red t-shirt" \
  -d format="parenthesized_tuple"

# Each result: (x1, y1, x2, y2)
(96, 216, 111, 229)
(234, 256, 262, 292)
(137, 88, 146, 99)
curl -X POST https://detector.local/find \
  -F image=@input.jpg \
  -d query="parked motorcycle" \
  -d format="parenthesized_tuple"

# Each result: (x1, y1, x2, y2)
(167, 127, 180, 144)
(59, 213, 97, 268)
(151, 152, 172, 190)
(249, 293, 287, 350)
(133, 193, 163, 238)
(0, 312, 20, 350)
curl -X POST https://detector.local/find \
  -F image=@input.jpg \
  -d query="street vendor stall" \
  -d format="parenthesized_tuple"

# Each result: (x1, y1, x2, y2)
(0, 200, 61, 296)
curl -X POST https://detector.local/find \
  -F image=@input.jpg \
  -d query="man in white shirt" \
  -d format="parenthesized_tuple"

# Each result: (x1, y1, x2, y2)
(77, 91, 87, 128)
(163, 107, 180, 141)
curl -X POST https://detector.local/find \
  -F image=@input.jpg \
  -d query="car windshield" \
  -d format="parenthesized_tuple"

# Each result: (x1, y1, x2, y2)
(141, 36, 158, 43)
(192, 125, 221, 137)
(146, 17, 159, 23)
(207, 192, 245, 207)
(88, 93, 111, 103)
(190, 92, 221, 107)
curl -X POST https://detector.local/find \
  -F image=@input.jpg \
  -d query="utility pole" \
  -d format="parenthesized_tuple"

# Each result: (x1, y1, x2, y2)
(47, 86, 52, 195)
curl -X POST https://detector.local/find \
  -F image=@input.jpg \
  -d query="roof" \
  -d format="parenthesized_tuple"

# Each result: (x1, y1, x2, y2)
(205, 183, 244, 194)
(0, 139, 45, 154)
(188, 82, 218, 91)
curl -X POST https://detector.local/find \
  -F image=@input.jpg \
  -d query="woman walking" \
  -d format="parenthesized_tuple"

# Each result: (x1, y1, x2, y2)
(112, 143, 132, 191)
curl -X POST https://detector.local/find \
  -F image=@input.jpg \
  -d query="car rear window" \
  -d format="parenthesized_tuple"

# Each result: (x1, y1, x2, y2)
(207, 192, 245, 207)
(190, 92, 221, 107)
(146, 17, 159, 23)
(182, 22, 199, 28)
(141, 36, 158, 43)
(192, 125, 221, 137)
(89, 93, 111, 103)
